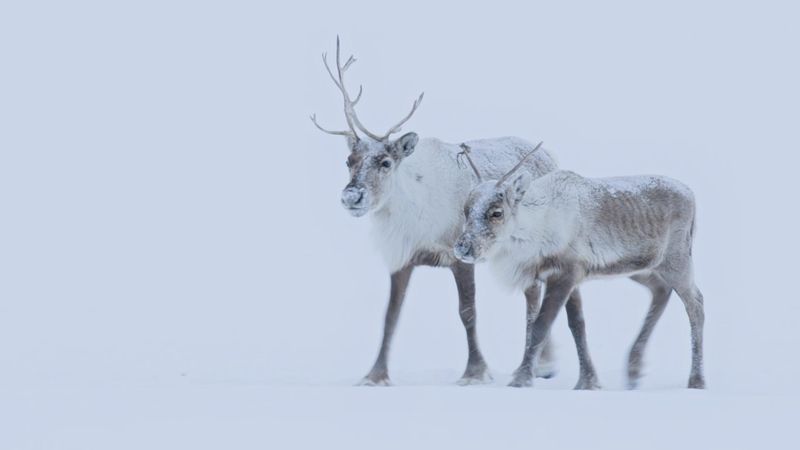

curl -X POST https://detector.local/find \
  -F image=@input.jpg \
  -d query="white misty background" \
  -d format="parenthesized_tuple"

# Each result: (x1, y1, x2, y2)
(0, 1, 798, 449)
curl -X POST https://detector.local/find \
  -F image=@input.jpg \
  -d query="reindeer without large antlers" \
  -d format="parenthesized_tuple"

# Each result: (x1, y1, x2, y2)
(454, 150, 706, 389)
(311, 37, 568, 386)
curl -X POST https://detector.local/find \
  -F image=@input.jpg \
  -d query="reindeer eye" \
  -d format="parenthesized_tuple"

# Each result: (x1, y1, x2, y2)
(489, 209, 503, 219)
(381, 160, 392, 169)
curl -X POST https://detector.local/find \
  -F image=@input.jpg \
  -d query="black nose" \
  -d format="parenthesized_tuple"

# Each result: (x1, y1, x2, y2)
(342, 186, 366, 207)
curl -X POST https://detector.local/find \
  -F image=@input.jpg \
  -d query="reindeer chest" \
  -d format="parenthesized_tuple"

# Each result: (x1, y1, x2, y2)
(370, 205, 460, 272)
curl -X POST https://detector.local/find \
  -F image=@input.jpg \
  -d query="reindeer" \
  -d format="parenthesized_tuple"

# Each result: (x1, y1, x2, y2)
(311, 37, 573, 385)
(454, 148, 706, 389)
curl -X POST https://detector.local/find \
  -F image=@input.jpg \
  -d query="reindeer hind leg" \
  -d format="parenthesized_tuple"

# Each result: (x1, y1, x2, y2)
(626, 272, 672, 389)
(657, 259, 706, 389)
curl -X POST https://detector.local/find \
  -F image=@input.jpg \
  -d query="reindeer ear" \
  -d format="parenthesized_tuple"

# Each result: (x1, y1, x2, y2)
(506, 172, 532, 206)
(390, 132, 419, 159)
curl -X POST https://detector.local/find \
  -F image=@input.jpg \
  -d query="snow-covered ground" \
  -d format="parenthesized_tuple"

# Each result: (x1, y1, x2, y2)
(3, 383, 795, 449)
(1, 1, 798, 449)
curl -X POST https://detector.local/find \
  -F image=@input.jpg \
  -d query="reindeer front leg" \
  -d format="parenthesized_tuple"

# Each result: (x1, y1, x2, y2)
(520, 282, 559, 379)
(509, 273, 577, 387)
(564, 289, 600, 390)
(359, 265, 414, 386)
(451, 261, 491, 385)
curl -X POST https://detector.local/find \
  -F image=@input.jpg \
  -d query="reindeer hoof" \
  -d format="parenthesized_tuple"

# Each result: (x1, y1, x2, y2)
(457, 371, 493, 386)
(457, 375, 493, 386)
(457, 362, 492, 386)
(627, 360, 643, 389)
(688, 375, 706, 389)
(574, 377, 601, 390)
(357, 373, 391, 387)
(509, 365, 534, 387)
(509, 370, 534, 388)
(508, 376, 534, 388)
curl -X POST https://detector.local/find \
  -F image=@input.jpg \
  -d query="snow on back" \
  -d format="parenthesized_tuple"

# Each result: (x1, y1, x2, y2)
(599, 174, 694, 199)
(459, 136, 557, 181)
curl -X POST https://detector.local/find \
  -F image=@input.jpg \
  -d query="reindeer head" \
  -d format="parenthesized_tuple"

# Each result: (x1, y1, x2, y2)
(311, 37, 424, 217)
(453, 143, 542, 263)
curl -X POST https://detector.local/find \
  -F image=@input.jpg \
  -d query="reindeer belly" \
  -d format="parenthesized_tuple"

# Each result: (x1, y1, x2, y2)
(409, 247, 457, 267)
(582, 238, 664, 279)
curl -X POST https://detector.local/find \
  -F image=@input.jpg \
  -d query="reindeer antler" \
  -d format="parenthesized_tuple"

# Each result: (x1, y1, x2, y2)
(458, 143, 483, 182)
(310, 36, 362, 140)
(311, 37, 424, 142)
(496, 141, 544, 186)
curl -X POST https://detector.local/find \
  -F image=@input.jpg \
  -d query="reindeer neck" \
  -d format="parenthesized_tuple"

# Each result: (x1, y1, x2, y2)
(368, 139, 468, 271)
(376, 140, 465, 218)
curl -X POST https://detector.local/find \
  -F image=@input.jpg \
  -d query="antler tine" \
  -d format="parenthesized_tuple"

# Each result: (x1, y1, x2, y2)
(352, 85, 363, 105)
(496, 141, 544, 186)
(375, 92, 425, 141)
(334, 37, 358, 82)
(321, 53, 341, 89)
(334, 37, 359, 91)
(343, 55, 356, 71)
(310, 114, 355, 138)
(335, 35, 344, 81)
(458, 143, 483, 182)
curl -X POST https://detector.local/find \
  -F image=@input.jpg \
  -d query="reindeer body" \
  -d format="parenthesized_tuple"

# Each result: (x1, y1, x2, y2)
(456, 169, 705, 388)
(486, 172, 696, 288)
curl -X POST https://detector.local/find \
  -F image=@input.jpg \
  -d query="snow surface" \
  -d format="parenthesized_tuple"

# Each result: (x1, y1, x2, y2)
(1, 1, 799, 449)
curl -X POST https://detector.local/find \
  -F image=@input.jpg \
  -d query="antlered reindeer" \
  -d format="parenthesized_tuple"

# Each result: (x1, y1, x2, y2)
(311, 38, 573, 385)
(454, 149, 706, 389)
